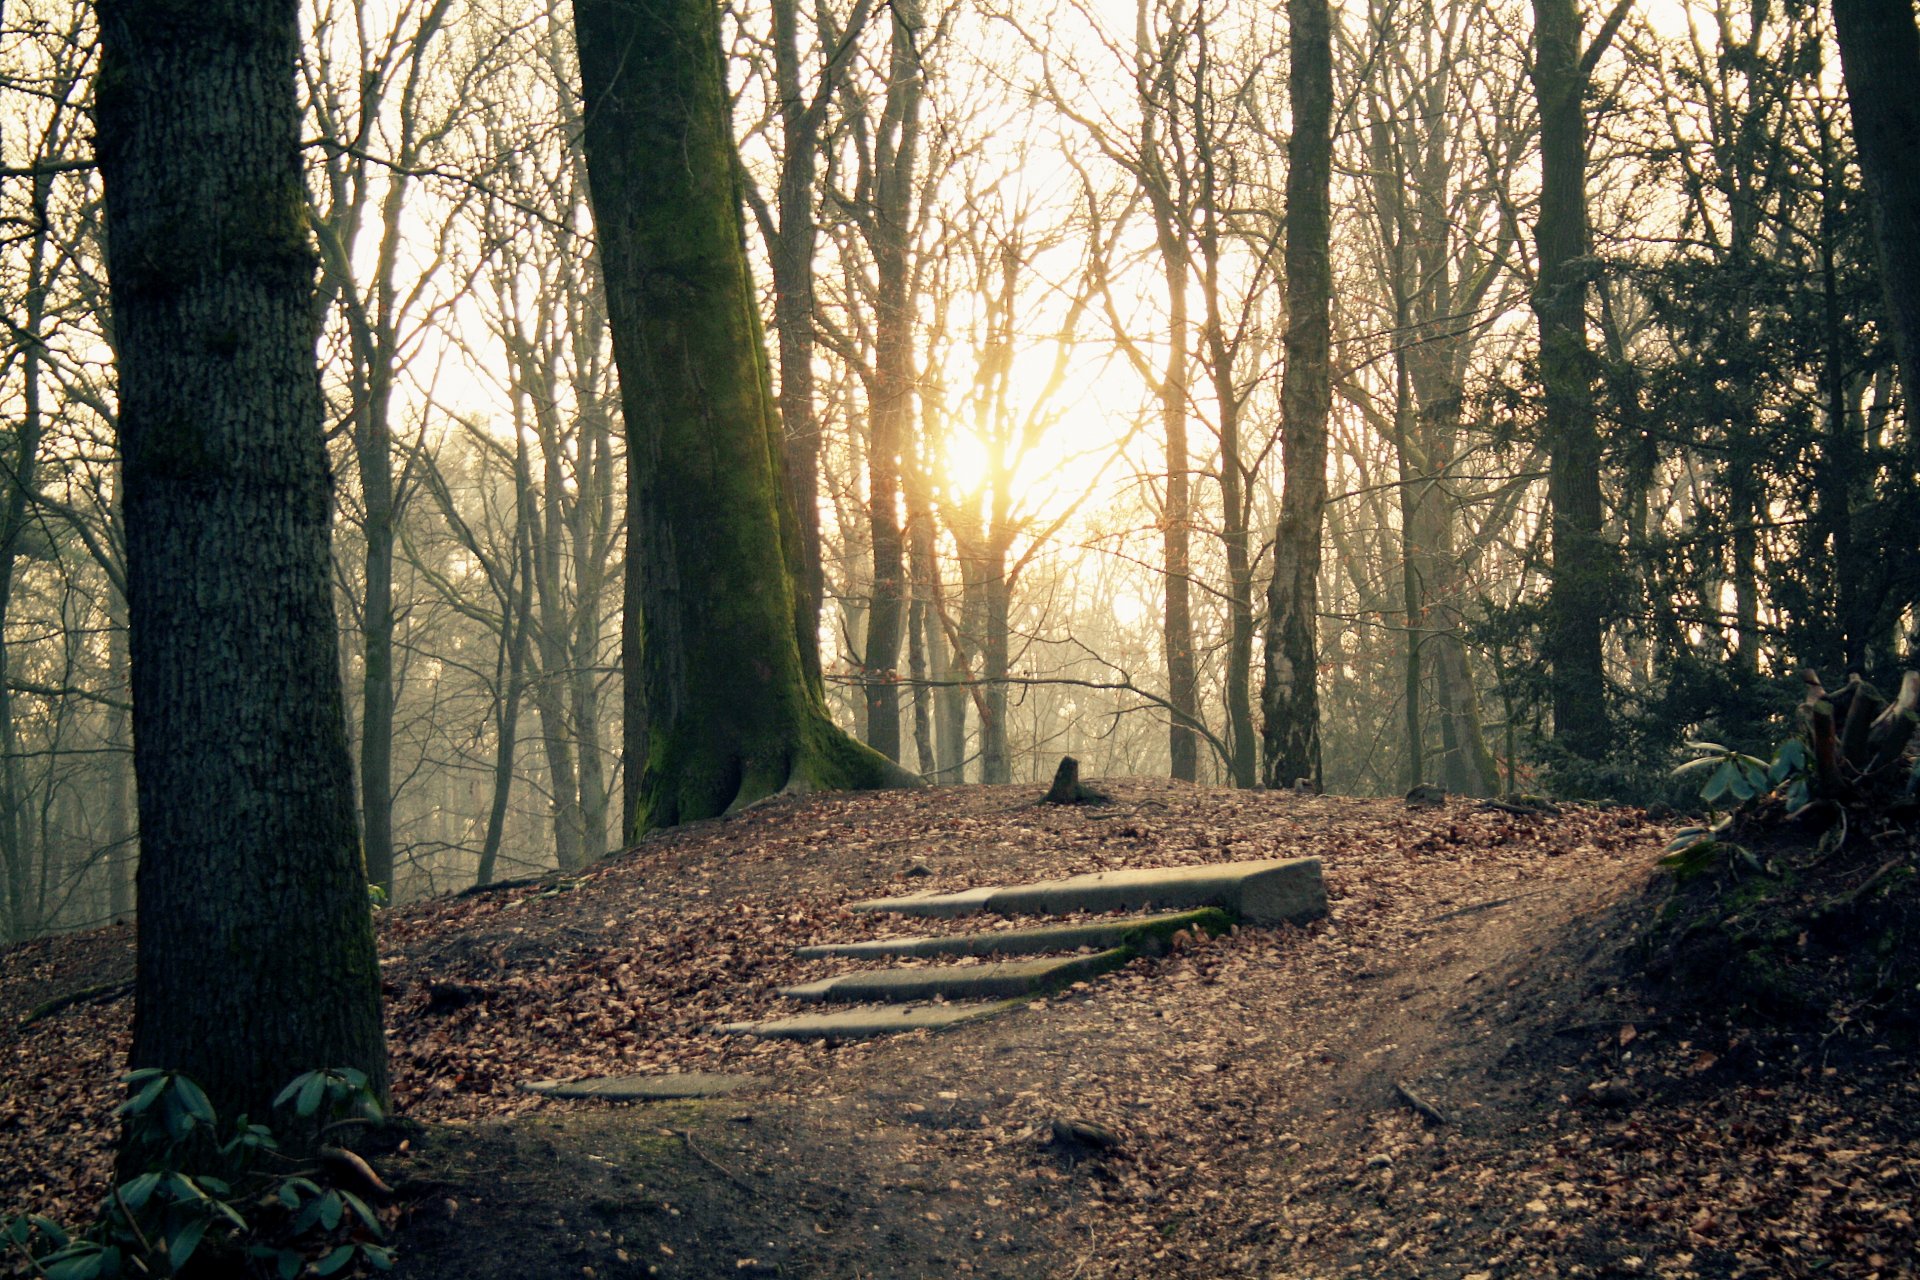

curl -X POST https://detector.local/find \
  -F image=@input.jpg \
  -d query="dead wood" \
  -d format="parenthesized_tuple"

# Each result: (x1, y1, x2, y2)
(1393, 1080, 1450, 1126)
(1839, 674, 1885, 772)
(664, 1127, 757, 1197)
(1801, 670, 1848, 797)
(320, 1144, 394, 1200)
(1042, 756, 1108, 805)
(18, 980, 133, 1028)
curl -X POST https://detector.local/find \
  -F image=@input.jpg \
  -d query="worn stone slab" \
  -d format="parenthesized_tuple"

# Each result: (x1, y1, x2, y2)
(850, 857, 1326, 927)
(717, 999, 1021, 1041)
(519, 1071, 759, 1101)
(795, 908, 1228, 960)
(778, 947, 1131, 1004)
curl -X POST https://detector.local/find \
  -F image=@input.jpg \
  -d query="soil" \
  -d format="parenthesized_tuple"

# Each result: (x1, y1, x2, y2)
(4, 782, 1917, 1279)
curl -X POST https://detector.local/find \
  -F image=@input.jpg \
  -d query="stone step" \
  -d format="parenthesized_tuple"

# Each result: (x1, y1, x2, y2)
(716, 999, 1020, 1041)
(794, 907, 1229, 960)
(849, 856, 1325, 927)
(777, 947, 1131, 1004)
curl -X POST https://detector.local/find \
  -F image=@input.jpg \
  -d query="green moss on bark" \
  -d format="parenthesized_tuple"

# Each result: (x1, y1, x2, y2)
(576, 0, 919, 838)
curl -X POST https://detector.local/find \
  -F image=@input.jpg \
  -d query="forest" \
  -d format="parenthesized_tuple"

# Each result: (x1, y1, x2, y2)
(2, 0, 1919, 1275)
(0, 0, 1914, 934)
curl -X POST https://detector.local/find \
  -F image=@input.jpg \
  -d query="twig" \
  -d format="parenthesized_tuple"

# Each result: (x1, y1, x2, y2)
(663, 1128, 756, 1197)
(1832, 857, 1908, 910)
(112, 1184, 156, 1257)
(5, 1224, 53, 1278)
(1393, 1080, 1449, 1126)
(19, 980, 133, 1028)
(1478, 799, 1559, 817)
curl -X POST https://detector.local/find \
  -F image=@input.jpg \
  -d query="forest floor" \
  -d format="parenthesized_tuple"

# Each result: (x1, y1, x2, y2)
(3, 781, 1918, 1279)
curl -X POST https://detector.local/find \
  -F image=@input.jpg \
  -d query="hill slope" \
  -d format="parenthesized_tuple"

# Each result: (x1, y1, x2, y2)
(4, 783, 1916, 1278)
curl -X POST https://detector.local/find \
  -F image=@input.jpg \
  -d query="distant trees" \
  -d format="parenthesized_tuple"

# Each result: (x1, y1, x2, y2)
(95, 0, 386, 1131)
(3, 0, 1920, 942)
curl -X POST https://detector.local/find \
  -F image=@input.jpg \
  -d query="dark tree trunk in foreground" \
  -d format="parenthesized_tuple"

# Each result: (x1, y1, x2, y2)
(96, 0, 388, 1135)
(1832, 0, 1920, 421)
(573, 0, 916, 834)
(1530, 0, 1625, 760)
(1262, 0, 1333, 790)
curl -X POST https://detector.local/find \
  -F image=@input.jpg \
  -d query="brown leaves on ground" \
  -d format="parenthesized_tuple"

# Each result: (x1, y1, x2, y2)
(2, 782, 1916, 1280)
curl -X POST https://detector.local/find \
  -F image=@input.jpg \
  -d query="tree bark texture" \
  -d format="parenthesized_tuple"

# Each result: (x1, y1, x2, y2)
(769, 0, 828, 687)
(1530, 0, 1611, 758)
(860, 0, 926, 766)
(96, 0, 388, 1129)
(1159, 256, 1199, 783)
(1832, 0, 1920, 424)
(572, 0, 916, 834)
(1262, 0, 1334, 790)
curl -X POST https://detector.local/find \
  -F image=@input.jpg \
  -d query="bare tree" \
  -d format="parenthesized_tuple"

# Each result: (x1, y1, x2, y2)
(1262, 0, 1334, 789)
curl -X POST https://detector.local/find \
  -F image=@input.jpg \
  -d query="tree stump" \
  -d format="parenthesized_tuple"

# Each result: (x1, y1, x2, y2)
(1043, 756, 1108, 805)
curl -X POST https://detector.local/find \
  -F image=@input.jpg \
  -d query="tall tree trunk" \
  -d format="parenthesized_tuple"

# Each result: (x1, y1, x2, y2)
(0, 162, 53, 941)
(1262, 0, 1334, 790)
(1832, 0, 1920, 421)
(1159, 254, 1198, 782)
(906, 489, 938, 779)
(358, 398, 397, 891)
(572, 0, 915, 833)
(97, 0, 387, 1136)
(922, 521, 967, 783)
(105, 593, 136, 921)
(765, 0, 855, 685)
(1531, 0, 1617, 759)
(1395, 359, 1426, 790)
(981, 548, 1011, 785)
(475, 516, 533, 888)
(531, 474, 585, 869)
(861, 0, 925, 765)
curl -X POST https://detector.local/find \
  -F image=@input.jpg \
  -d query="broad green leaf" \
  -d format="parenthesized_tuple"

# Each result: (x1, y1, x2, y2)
(170, 1075, 216, 1126)
(118, 1172, 160, 1211)
(167, 1217, 210, 1270)
(314, 1244, 357, 1277)
(318, 1191, 343, 1232)
(274, 1073, 317, 1111)
(164, 1173, 205, 1203)
(297, 1073, 327, 1119)
(341, 1190, 382, 1236)
(118, 1074, 166, 1119)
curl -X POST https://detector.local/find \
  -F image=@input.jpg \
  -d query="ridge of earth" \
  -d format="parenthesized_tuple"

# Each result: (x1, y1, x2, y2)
(3, 780, 1915, 1279)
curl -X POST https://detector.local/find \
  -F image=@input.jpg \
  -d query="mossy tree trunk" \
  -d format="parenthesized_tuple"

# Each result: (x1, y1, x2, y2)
(96, 0, 388, 1133)
(572, 0, 916, 836)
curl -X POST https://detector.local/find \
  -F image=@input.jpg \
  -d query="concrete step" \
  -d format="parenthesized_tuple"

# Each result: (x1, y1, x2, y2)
(794, 907, 1229, 960)
(716, 999, 1020, 1041)
(777, 947, 1131, 1004)
(849, 856, 1325, 927)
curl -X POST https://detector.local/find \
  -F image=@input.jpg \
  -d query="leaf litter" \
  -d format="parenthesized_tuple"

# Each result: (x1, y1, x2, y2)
(1, 780, 1915, 1278)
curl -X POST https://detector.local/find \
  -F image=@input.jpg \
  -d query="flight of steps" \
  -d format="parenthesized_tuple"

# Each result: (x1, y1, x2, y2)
(717, 856, 1326, 1042)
